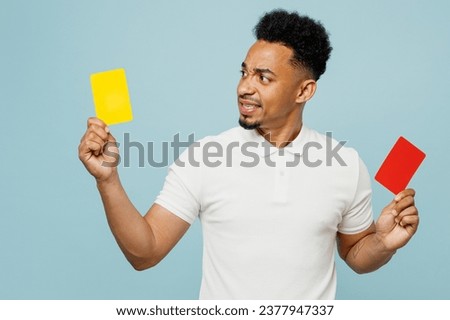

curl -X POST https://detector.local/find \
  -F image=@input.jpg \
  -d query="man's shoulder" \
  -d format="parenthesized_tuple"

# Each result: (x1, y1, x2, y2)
(303, 126, 361, 166)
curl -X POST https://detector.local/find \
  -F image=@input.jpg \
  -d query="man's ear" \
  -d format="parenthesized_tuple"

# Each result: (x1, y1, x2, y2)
(296, 79, 317, 104)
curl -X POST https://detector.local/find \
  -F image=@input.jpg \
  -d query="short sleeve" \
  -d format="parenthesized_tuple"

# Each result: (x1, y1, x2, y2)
(154, 145, 202, 224)
(338, 157, 374, 234)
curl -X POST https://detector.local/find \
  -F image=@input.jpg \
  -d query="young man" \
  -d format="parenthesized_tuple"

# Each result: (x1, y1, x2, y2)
(78, 10, 419, 299)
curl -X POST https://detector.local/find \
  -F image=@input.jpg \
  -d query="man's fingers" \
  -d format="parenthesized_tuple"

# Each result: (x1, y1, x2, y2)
(78, 118, 118, 181)
(84, 131, 107, 150)
(384, 200, 397, 211)
(87, 117, 108, 130)
(106, 131, 116, 143)
(79, 116, 117, 164)
(395, 205, 418, 222)
(393, 195, 415, 215)
(79, 140, 103, 159)
(397, 214, 419, 231)
(80, 120, 116, 153)
(394, 188, 416, 202)
(383, 188, 416, 213)
(89, 124, 110, 141)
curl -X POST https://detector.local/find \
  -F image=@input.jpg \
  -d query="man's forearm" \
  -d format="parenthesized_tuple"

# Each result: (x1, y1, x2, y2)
(97, 173, 157, 270)
(345, 233, 396, 274)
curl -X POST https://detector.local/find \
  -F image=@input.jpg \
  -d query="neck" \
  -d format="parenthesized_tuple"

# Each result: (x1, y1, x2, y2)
(257, 121, 303, 148)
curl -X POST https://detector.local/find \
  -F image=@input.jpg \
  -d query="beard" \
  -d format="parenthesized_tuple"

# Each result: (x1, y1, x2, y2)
(239, 117, 261, 130)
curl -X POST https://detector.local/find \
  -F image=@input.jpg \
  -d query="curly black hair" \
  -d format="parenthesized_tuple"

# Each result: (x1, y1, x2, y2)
(254, 9, 332, 80)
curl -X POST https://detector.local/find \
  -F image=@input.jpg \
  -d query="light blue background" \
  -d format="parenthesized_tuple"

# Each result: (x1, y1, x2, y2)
(1, 0, 449, 299)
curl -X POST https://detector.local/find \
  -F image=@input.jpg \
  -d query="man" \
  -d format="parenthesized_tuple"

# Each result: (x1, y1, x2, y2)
(78, 10, 419, 299)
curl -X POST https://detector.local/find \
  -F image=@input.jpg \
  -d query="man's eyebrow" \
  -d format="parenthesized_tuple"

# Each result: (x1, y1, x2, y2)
(241, 62, 277, 76)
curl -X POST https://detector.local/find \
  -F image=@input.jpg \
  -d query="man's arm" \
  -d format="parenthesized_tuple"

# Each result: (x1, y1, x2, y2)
(97, 176, 190, 270)
(78, 117, 189, 271)
(337, 189, 419, 274)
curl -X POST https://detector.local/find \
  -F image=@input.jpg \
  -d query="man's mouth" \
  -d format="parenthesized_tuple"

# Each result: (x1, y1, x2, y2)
(239, 99, 261, 116)
(243, 104, 257, 111)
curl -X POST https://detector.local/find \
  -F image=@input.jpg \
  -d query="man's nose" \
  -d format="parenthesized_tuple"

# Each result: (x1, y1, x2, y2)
(237, 76, 256, 97)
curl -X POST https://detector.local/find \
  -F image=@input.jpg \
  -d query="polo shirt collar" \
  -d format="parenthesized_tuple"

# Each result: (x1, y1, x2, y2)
(239, 125, 311, 158)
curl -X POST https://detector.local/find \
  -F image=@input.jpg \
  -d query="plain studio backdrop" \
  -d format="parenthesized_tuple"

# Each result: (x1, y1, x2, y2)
(1, 0, 448, 299)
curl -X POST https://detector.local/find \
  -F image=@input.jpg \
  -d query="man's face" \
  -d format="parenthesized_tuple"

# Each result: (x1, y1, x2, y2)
(237, 40, 306, 132)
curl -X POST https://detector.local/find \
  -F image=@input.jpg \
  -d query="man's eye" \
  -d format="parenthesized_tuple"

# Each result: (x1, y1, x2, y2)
(260, 75, 270, 83)
(240, 70, 247, 77)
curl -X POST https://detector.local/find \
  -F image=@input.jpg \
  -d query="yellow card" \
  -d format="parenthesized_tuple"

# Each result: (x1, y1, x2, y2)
(90, 68, 133, 125)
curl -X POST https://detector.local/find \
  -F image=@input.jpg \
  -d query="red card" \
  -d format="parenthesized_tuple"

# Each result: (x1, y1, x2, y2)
(375, 136, 426, 194)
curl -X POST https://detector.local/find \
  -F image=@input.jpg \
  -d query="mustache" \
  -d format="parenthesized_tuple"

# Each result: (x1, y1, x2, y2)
(239, 94, 261, 105)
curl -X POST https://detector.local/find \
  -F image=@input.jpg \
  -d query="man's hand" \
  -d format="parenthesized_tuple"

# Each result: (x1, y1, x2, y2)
(78, 117, 119, 182)
(375, 189, 419, 251)
(338, 189, 419, 274)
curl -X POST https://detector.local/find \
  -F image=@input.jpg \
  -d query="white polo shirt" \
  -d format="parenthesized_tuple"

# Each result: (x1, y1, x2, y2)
(155, 125, 373, 299)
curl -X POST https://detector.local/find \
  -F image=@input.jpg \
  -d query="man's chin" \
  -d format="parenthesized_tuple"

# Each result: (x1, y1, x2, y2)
(239, 118, 261, 130)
